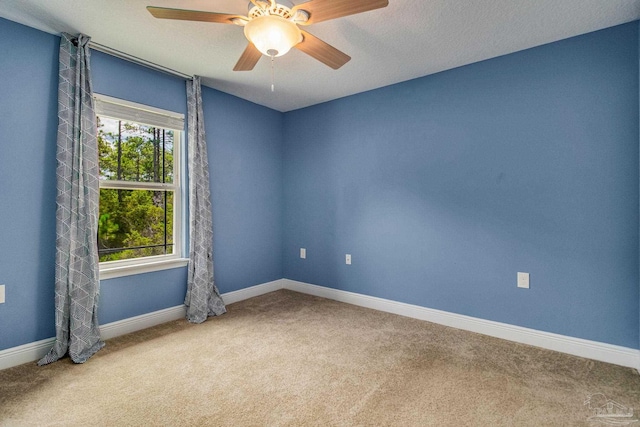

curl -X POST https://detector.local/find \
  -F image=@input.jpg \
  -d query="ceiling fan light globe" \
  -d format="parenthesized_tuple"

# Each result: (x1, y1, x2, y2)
(244, 15, 302, 57)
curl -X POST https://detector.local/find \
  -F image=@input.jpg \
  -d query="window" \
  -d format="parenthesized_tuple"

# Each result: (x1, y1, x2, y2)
(95, 94, 187, 279)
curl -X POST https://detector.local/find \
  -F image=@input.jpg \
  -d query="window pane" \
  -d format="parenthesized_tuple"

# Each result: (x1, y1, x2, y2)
(97, 116, 174, 184)
(98, 189, 174, 262)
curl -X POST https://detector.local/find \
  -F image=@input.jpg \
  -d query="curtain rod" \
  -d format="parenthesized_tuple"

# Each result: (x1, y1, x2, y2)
(89, 41, 192, 80)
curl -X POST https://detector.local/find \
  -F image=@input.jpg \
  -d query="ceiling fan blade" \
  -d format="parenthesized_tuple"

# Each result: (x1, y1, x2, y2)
(292, 0, 388, 25)
(295, 31, 350, 69)
(147, 6, 242, 24)
(233, 43, 262, 71)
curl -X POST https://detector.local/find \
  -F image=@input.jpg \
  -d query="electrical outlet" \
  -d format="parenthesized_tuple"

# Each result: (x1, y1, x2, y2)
(345, 254, 351, 265)
(517, 272, 529, 289)
(300, 248, 306, 259)
(0, 285, 5, 304)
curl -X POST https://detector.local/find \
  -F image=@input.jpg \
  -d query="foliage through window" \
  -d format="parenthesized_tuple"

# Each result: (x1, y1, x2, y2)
(96, 95, 183, 264)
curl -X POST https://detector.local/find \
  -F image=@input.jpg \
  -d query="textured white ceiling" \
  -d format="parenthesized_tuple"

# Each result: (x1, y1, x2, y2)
(1, 0, 639, 112)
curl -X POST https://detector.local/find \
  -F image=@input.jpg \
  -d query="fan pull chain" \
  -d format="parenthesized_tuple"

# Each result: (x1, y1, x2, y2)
(266, 49, 278, 92)
(270, 54, 275, 92)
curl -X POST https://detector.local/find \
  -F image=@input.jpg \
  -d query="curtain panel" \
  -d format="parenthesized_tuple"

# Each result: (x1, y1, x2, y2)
(39, 33, 104, 365)
(184, 76, 226, 323)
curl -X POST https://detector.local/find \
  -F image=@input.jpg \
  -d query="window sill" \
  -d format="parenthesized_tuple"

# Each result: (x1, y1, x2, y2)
(99, 257, 189, 280)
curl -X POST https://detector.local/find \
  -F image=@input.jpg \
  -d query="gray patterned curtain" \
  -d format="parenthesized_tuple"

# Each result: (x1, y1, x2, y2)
(39, 33, 104, 365)
(185, 76, 226, 323)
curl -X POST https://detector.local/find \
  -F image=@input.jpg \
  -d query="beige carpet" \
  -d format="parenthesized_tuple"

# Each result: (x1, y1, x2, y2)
(1, 289, 639, 426)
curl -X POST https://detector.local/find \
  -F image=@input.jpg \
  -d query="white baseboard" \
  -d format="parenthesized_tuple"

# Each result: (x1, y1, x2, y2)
(221, 279, 286, 305)
(3, 278, 639, 372)
(100, 305, 187, 340)
(281, 279, 640, 372)
(0, 338, 56, 371)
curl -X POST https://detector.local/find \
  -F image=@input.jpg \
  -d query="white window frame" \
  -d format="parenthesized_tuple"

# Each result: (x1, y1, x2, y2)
(95, 94, 188, 280)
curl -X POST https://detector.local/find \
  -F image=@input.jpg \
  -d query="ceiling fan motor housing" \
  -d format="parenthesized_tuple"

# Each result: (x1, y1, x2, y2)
(248, 2, 294, 19)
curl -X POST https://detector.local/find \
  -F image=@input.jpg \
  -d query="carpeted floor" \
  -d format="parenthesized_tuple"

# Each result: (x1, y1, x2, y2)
(1, 289, 639, 426)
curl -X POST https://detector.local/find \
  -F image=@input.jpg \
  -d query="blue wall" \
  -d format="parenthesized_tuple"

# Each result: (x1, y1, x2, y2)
(283, 23, 640, 348)
(0, 17, 283, 349)
(0, 17, 59, 350)
(202, 87, 284, 292)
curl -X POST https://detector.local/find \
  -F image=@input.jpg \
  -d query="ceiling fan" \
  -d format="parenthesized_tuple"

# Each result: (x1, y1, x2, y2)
(147, 0, 389, 71)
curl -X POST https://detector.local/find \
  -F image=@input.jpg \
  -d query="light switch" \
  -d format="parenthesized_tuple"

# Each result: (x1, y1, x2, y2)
(300, 248, 306, 259)
(0, 285, 5, 304)
(346, 254, 351, 265)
